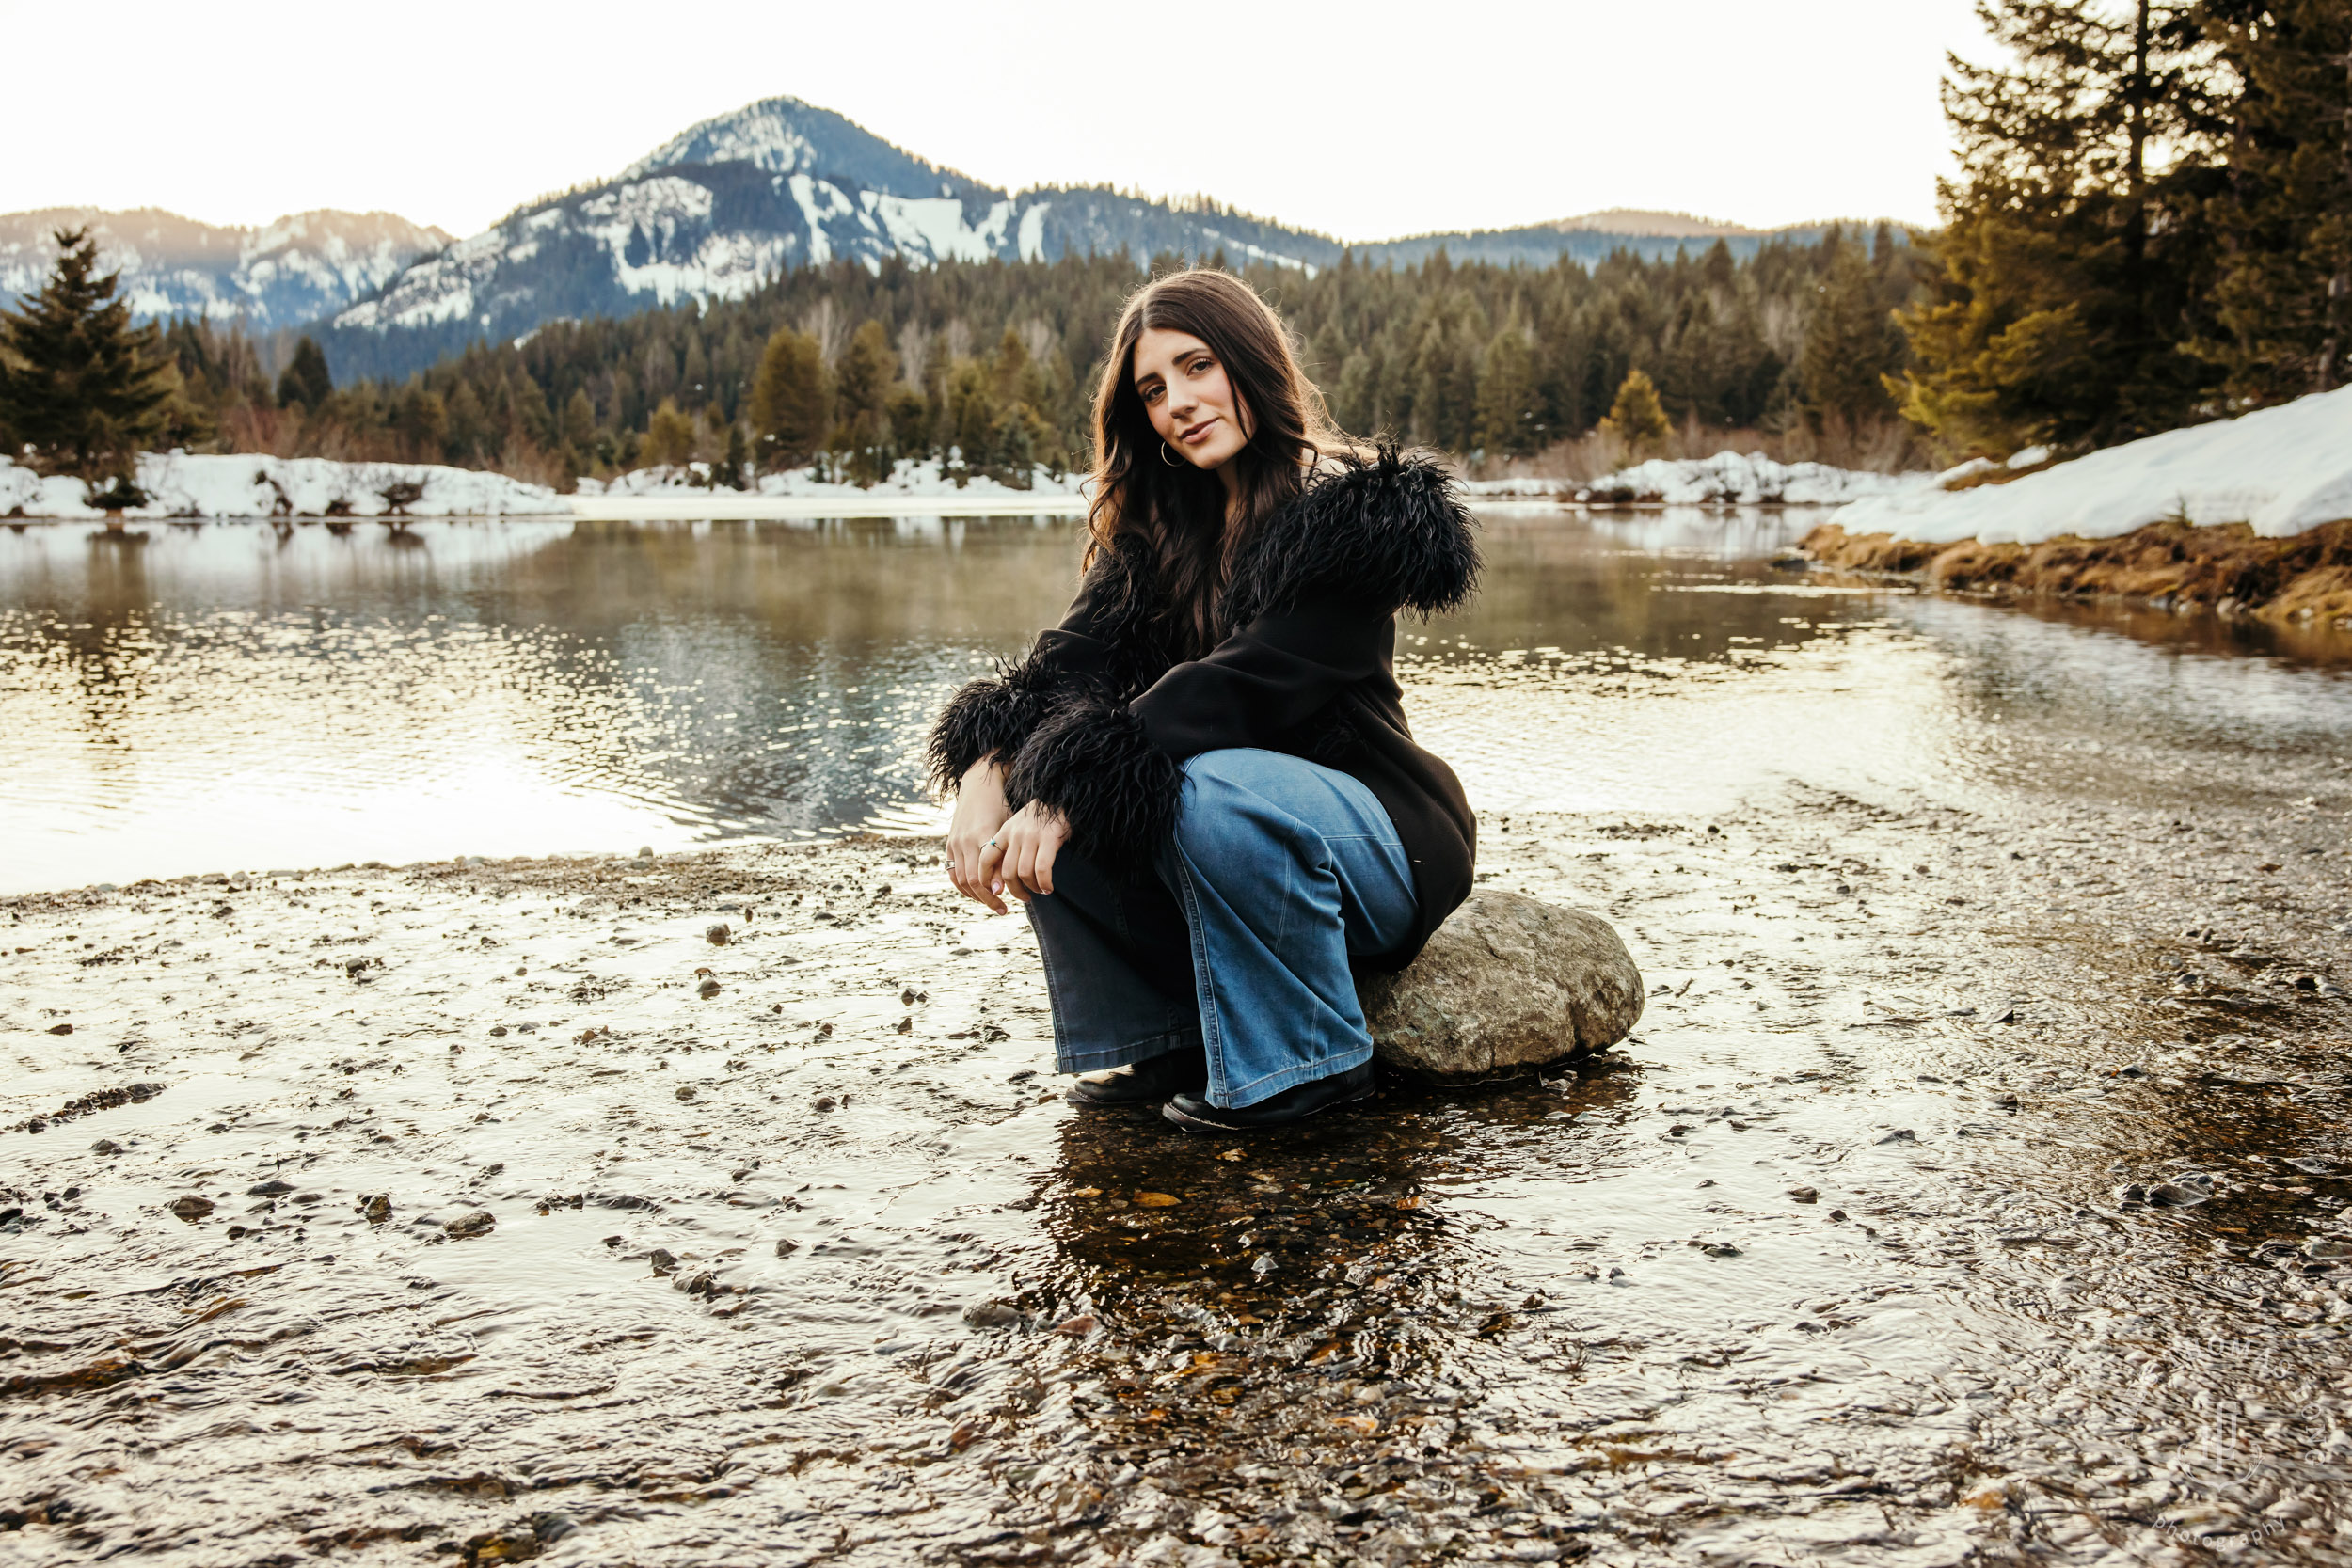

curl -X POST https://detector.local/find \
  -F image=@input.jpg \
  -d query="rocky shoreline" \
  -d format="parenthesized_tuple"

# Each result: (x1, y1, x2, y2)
(7, 770, 2352, 1562)
(1801, 516, 2352, 630)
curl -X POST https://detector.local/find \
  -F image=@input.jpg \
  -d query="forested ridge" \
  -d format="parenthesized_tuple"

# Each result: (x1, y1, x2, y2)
(117, 230, 1924, 489)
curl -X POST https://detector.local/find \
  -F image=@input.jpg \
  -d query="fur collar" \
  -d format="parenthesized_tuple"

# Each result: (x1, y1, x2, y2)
(1217, 445, 1481, 628)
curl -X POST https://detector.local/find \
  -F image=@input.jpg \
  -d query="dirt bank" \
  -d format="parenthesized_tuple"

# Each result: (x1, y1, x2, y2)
(1800, 516, 2352, 628)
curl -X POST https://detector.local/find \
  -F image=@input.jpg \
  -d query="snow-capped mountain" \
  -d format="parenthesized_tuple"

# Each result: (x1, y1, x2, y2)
(315, 95, 1863, 380)
(0, 208, 453, 330)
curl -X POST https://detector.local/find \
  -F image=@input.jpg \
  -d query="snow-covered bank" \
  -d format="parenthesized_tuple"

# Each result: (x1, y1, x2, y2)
(1466, 452, 1937, 506)
(1827, 384, 2352, 546)
(578, 457, 1088, 501)
(0, 453, 564, 519)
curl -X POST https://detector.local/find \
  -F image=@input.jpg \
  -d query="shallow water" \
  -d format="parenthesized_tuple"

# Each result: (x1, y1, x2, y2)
(5, 505, 2352, 1565)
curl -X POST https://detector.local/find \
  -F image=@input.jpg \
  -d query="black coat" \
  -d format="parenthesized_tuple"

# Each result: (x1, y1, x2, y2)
(927, 448, 1481, 969)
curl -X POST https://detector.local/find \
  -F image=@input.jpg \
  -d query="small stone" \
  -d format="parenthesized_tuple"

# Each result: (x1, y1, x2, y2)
(1701, 1243, 1742, 1258)
(961, 1299, 1022, 1328)
(648, 1247, 678, 1275)
(247, 1180, 295, 1197)
(774, 1238, 799, 1257)
(696, 979, 722, 999)
(2147, 1180, 2211, 1208)
(1788, 1187, 1820, 1204)
(1007, 1069, 1036, 1083)
(1876, 1129, 1917, 1145)
(1051, 1314, 1097, 1337)
(2303, 1239, 2352, 1260)
(813, 1096, 836, 1112)
(1135, 1192, 1180, 1208)
(488, 1025, 508, 1037)
(45, 1022, 72, 1036)
(443, 1210, 496, 1239)
(363, 1195, 391, 1224)
(167, 1196, 215, 1222)
(90, 1138, 120, 1155)
(675, 1085, 696, 1101)
(706, 924, 731, 946)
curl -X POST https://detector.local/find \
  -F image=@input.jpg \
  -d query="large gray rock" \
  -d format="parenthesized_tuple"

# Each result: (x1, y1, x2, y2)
(1360, 890, 1644, 1082)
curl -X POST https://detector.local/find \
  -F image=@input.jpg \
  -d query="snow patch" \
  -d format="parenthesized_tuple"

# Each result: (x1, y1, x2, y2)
(0, 453, 564, 519)
(577, 457, 1089, 501)
(1827, 385, 2352, 545)
(1529, 451, 1938, 506)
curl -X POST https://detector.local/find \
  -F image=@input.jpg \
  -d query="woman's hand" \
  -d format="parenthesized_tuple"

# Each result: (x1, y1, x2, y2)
(975, 801, 1071, 908)
(946, 760, 1014, 912)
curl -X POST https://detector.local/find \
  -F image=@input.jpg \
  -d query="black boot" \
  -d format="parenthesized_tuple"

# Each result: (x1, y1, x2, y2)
(1065, 1046, 1209, 1106)
(1161, 1061, 1375, 1132)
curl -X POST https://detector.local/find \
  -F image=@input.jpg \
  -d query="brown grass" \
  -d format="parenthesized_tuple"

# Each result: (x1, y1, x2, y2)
(1799, 517, 2352, 628)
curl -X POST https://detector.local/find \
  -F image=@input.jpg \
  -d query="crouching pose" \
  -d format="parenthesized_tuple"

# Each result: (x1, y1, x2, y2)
(929, 270, 1480, 1132)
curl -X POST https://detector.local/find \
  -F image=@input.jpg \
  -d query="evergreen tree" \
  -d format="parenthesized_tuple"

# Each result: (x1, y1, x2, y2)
(276, 336, 333, 411)
(2198, 0, 2352, 398)
(1473, 327, 1540, 454)
(747, 327, 831, 470)
(0, 227, 175, 485)
(1598, 368, 1672, 457)
(559, 387, 597, 456)
(1891, 0, 2227, 455)
(1801, 242, 1905, 425)
(644, 398, 696, 468)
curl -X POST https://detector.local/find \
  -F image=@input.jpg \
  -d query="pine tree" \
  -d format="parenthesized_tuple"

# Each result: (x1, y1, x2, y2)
(1890, 0, 2228, 455)
(1801, 242, 1904, 425)
(644, 398, 696, 468)
(276, 336, 333, 411)
(747, 327, 831, 470)
(559, 387, 597, 471)
(0, 227, 175, 486)
(1473, 327, 1540, 455)
(1598, 368, 1672, 457)
(2198, 0, 2352, 398)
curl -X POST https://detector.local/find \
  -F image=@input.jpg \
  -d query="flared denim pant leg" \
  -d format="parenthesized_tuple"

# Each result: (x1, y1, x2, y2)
(1021, 845, 1201, 1074)
(1023, 748, 1417, 1105)
(1168, 749, 1418, 1109)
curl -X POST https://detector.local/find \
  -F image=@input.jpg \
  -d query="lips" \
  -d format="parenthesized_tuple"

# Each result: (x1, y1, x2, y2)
(1179, 417, 1218, 444)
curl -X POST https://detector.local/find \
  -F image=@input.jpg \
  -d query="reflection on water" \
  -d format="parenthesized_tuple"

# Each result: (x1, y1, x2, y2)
(2, 509, 2348, 893)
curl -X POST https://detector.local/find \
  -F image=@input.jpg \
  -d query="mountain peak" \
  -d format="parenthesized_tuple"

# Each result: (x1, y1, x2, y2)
(620, 95, 989, 201)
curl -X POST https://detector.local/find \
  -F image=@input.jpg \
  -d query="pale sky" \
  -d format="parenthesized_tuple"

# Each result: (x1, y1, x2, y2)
(3, 0, 1984, 241)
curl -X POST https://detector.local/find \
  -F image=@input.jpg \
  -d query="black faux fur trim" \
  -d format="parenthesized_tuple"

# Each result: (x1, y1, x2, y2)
(1220, 445, 1480, 628)
(924, 646, 1086, 794)
(1002, 696, 1182, 869)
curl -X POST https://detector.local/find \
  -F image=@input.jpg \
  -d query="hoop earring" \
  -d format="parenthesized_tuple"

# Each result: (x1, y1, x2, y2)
(1159, 440, 1180, 467)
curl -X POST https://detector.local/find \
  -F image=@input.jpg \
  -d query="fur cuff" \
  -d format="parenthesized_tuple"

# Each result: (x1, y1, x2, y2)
(1003, 697, 1181, 869)
(925, 649, 1073, 793)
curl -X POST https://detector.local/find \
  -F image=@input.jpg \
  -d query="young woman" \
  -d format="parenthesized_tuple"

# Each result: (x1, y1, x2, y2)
(928, 269, 1479, 1132)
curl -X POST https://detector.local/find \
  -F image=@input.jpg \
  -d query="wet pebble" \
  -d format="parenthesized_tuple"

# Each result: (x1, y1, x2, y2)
(706, 923, 730, 946)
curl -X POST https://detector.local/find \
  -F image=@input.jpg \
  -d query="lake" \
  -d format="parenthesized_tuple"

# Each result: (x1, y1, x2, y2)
(6, 505, 2347, 895)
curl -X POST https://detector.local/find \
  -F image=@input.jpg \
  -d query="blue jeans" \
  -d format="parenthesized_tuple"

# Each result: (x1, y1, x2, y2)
(1024, 748, 1418, 1108)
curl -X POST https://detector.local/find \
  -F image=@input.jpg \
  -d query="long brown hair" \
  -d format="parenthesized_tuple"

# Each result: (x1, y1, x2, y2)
(1086, 269, 1358, 657)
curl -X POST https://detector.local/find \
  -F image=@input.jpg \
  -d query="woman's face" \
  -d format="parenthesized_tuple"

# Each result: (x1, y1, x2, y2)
(1133, 327, 1250, 470)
